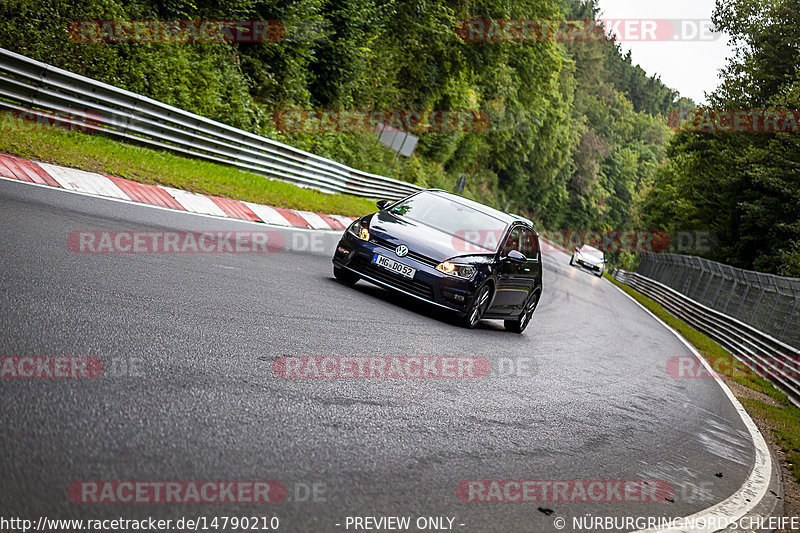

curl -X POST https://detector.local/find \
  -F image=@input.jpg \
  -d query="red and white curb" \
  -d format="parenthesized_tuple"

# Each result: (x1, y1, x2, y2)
(0, 153, 357, 230)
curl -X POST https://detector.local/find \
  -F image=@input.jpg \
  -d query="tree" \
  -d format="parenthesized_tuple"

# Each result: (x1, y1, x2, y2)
(641, 0, 800, 274)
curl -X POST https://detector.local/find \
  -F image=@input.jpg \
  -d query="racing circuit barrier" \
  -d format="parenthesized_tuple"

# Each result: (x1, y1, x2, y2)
(611, 268, 800, 408)
(0, 47, 422, 200)
(637, 252, 800, 350)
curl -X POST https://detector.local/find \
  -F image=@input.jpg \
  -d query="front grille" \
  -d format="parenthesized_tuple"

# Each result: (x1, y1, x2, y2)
(351, 256, 435, 301)
(369, 236, 438, 267)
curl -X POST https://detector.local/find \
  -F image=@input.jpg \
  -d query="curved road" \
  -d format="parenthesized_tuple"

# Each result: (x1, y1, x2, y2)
(0, 178, 756, 531)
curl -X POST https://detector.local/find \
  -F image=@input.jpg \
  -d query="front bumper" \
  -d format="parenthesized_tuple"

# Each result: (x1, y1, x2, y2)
(332, 233, 479, 314)
(576, 258, 603, 271)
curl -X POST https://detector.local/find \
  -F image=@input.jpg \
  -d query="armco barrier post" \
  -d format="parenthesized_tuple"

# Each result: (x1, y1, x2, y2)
(633, 252, 800, 351)
(613, 267, 800, 406)
(0, 47, 423, 201)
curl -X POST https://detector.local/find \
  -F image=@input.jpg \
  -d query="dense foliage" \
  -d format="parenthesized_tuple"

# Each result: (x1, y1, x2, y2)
(640, 0, 800, 276)
(16, 0, 798, 274)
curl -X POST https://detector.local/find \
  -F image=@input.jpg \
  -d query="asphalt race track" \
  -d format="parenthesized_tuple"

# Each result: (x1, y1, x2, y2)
(0, 178, 756, 531)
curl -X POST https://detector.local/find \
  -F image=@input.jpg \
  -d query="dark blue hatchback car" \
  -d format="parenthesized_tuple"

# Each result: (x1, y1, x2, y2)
(332, 189, 543, 332)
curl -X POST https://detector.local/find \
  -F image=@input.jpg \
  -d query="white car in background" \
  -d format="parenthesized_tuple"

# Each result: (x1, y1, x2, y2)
(570, 244, 605, 277)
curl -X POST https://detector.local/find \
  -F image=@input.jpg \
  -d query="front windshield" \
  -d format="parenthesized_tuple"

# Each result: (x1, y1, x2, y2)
(389, 192, 508, 251)
(580, 247, 604, 261)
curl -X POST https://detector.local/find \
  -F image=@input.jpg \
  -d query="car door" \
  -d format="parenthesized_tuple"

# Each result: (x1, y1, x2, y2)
(490, 225, 531, 314)
(520, 227, 542, 292)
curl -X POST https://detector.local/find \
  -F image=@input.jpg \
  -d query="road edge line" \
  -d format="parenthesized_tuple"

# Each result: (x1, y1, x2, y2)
(607, 280, 780, 532)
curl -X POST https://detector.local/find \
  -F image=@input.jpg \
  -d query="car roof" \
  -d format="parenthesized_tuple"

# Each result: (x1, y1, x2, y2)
(580, 244, 603, 254)
(425, 189, 535, 229)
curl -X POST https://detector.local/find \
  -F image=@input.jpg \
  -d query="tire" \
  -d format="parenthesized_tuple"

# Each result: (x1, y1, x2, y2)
(333, 265, 359, 286)
(569, 255, 574, 266)
(504, 290, 540, 334)
(459, 284, 492, 329)
(595, 270, 603, 277)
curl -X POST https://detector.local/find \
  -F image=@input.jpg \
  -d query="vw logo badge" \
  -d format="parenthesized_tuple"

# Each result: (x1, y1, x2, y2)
(395, 245, 409, 257)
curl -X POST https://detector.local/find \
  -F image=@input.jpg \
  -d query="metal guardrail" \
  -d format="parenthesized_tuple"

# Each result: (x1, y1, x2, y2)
(612, 268, 800, 408)
(0, 47, 423, 201)
(637, 252, 800, 350)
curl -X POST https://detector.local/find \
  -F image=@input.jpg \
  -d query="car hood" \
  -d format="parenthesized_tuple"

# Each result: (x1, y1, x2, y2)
(367, 210, 495, 263)
(577, 254, 603, 266)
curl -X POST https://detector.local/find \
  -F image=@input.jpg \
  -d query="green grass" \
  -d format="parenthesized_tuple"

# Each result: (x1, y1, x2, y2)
(0, 122, 377, 217)
(740, 398, 800, 482)
(605, 272, 800, 482)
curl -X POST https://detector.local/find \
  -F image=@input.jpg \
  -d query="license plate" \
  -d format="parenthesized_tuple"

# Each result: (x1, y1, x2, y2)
(372, 253, 416, 279)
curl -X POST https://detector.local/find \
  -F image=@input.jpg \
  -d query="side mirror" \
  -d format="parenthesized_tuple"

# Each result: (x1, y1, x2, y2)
(376, 199, 391, 210)
(506, 249, 527, 262)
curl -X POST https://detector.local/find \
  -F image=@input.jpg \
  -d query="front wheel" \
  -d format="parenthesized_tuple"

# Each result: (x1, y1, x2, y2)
(569, 255, 575, 266)
(504, 290, 540, 334)
(333, 265, 359, 286)
(459, 284, 492, 329)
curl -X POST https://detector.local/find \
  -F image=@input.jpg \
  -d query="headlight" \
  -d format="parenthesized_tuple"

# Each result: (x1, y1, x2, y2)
(347, 220, 370, 241)
(436, 261, 477, 280)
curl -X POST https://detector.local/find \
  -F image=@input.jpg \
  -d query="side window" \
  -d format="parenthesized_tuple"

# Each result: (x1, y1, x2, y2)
(503, 227, 522, 254)
(521, 229, 539, 258)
